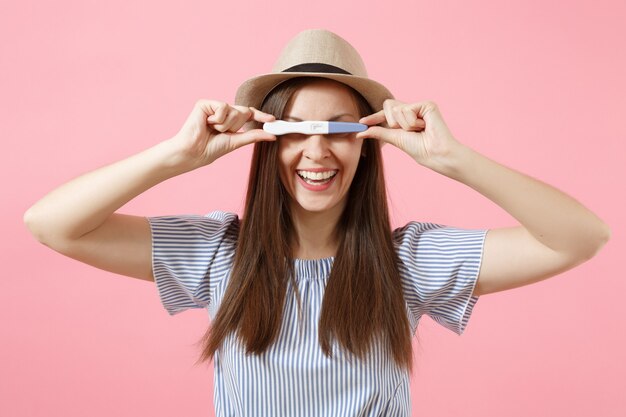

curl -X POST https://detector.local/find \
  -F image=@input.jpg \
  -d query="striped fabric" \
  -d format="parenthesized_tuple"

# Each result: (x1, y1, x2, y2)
(147, 210, 488, 417)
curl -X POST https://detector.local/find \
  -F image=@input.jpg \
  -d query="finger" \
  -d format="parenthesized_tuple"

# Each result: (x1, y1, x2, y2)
(393, 106, 412, 131)
(207, 102, 229, 123)
(402, 107, 426, 131)
(224, 106, 275, 133)
(229, 128, 277, 150)
(383, 100, 399, 128)
(355, 126, 399, 148)
(359, 109, 386, 125)
(213, 110, 241, 132)
(227, 106, 255, 133)
(407, 100, 439, 121)
(249, 106, 276, 122)
(232, 105, 253, 116)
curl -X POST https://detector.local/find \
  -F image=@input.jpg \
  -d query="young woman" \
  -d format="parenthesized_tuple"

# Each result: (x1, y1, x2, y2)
(24, 29, 610, 416)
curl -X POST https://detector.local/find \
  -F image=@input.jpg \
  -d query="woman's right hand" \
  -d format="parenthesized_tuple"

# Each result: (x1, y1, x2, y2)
(171, 99, 277, 169)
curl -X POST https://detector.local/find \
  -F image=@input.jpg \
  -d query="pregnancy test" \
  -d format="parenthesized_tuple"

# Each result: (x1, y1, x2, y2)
(263, 120, 368, 135)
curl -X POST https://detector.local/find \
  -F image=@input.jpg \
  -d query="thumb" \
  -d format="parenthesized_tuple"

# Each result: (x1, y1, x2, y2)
(229, 128, 276, 150)
(357, 126, 398, 147)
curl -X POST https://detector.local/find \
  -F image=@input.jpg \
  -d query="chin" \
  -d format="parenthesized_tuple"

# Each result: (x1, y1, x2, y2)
(295, 201, 334, 213)
(292, 194, 346, 213)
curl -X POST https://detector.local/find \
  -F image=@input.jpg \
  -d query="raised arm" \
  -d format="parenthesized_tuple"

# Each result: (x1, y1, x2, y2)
(357, 99, 611, 297)
(442, 144, 610, 296)
(24, 100, 277, 282)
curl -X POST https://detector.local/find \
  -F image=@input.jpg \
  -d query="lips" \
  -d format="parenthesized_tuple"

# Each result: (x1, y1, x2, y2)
(296, 170, 338, 180)
(296, 169, 339, 191)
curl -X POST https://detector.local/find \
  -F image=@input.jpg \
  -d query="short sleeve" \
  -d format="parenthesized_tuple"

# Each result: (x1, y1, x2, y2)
(146, 210, 239, 316)
(393, 221, 488, 335)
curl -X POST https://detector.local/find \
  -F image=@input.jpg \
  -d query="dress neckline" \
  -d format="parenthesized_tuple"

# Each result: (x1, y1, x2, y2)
(291, 257, 335, 280)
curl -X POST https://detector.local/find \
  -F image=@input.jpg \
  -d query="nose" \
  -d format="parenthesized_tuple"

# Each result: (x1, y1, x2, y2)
(302, 134, 331, 161)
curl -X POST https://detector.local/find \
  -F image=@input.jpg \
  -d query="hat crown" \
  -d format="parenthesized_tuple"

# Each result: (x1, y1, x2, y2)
(234, 28, 393, 147)
(272, 29, 368, 77)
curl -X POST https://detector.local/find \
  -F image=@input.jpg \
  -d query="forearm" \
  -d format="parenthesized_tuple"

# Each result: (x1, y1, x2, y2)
(24, 137, 191, 242)
(439, 144, 611, 257)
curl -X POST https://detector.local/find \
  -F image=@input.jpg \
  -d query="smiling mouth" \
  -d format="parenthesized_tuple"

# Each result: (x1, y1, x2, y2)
(296, 170, 338, 185)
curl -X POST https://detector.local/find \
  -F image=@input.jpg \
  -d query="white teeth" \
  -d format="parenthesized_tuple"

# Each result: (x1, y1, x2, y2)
(297, 170, 337, 180)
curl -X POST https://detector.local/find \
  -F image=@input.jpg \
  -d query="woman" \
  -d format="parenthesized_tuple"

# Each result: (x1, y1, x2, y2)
(24, 29, 610, 416)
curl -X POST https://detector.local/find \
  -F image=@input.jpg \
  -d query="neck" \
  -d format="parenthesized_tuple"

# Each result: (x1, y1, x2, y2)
(290, 200, 345, 259)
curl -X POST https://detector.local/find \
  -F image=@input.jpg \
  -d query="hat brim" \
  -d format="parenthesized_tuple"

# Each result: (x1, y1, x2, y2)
(235, 71, 393, 111)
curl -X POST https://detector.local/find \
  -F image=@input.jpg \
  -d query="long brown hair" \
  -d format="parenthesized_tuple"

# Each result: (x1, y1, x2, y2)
(195, 77, 416, 374)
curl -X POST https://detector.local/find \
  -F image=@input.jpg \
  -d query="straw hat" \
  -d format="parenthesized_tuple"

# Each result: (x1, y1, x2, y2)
(234, 28, 394, 120)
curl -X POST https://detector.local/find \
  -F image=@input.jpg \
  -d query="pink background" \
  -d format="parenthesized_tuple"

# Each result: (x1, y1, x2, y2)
(2, 0, 624, 415)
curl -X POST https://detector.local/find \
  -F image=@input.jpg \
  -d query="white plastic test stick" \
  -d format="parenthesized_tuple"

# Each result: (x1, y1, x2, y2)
(263, 121, 368, 135)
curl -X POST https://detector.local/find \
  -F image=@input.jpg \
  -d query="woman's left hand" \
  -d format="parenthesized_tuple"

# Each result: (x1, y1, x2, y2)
(356, 99, 465, 173)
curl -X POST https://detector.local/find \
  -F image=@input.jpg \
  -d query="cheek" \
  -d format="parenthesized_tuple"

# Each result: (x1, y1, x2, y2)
(339, 137, 364, 155)
(338, 142, 364, 167)
(276, 148, 294, 185)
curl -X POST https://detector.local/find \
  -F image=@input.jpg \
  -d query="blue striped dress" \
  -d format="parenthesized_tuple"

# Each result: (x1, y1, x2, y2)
(147, 210, 488, 417)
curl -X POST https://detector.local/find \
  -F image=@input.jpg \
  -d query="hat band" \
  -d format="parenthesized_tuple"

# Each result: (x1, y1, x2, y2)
(281, 63, 351, 75)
